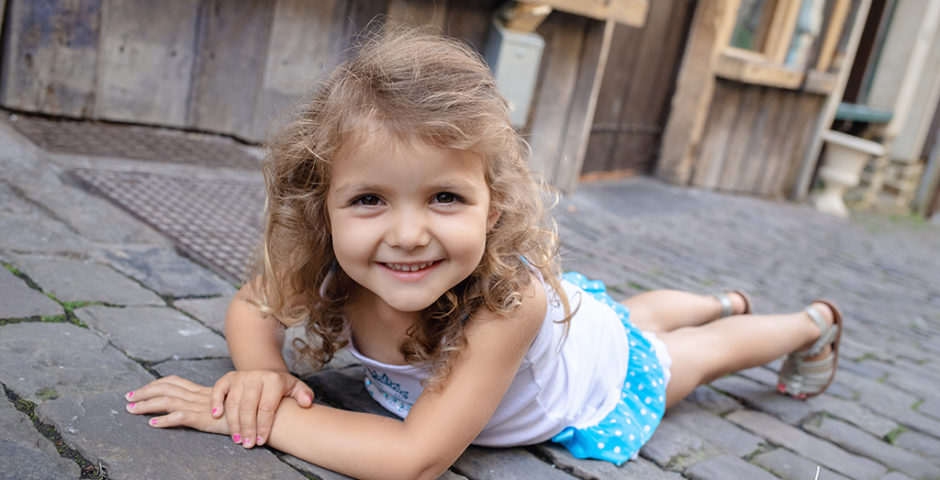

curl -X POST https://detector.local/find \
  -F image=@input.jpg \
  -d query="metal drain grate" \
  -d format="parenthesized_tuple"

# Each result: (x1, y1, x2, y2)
(9, 114, 261, 170)
(72, 169, 265, 282)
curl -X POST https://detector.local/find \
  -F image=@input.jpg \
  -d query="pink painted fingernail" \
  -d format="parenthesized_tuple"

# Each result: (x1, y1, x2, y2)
(128, 403, 136, 409)
(149, 418, 157, 426)
(126, 391, 134, 399)
(232, 434, 241, 444)
(256, 436, 264, 445)
(211, 408, 218, 415)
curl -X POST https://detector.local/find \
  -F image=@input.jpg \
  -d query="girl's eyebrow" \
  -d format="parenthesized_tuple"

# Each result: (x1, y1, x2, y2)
(330, 182, 383, 197)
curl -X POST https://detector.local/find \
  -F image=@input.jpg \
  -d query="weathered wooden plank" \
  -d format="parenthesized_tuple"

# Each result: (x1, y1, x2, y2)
(740, 86, 784, 194)
(443, 0, 500, 52)
(0, 0, 102, 117)
(386, 0, 447, 30)
(757, 90, 801, 197)
(189, 0, 273, 140)
(518, 0, 648, 27)
(780, 95, 825, 195)
(251, 0, 345, 138)
(609, 0, 679, 173)
(555, 18, 614, 191)
(95, 0, 200, 126)
(691, 83, 740, 189)
(657, 0, 741, 185)
(343, 0, 388, 45)
(581, 22, 644, 174)
(526, 13, 587, 185)
(718, 84, 762, 192)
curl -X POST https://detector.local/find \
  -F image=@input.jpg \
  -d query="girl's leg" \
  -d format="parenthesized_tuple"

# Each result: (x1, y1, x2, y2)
(659, 302, 835, 408)
(621, 290, 749, 333)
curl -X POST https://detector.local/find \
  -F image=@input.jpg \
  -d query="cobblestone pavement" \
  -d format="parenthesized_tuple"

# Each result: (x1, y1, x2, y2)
(1, 115, 939, 480)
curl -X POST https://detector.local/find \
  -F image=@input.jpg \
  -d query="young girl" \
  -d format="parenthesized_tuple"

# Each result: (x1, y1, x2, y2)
(124, 28, 842, 479)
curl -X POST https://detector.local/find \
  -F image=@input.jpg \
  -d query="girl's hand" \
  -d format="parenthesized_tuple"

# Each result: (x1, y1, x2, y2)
(210, 370, 314, 449)
(124, 375, 229, 435)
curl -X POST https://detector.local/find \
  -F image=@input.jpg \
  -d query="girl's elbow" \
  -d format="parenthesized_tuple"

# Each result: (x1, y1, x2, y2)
(392, 448, 453, 480)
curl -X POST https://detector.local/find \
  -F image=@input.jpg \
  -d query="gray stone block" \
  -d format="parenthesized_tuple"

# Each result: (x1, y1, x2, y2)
(533, 443, 684, 479)
(174, 294, 233, 333)
(685, 385, 744, 415)
(75, 305, 228, 363)
(710, 375, 814, 424)
(153, 358, 235, 387)
(752, 448, 852, 480)
(103, 247, 234, 298)
(665, 401, 764, 457)
(803, 416, 940, 480)
(0, 185, 88, 255)
(0, 398, 82, 480)
(452, 447, 577, 480)
(915, 396, 940, 420)
(684, 454, 779, 480)
(12, 255, 163, 306)
(36, 392, 306, 480)
(894, 430, 940, 461)
(810, 395, 898, 438)
(0, 268, 62, 319)
(879, 472, 916, 480)
(0, 323, 153, 404)
(727, 410, 887, 480)
(639, 417, 721, 470)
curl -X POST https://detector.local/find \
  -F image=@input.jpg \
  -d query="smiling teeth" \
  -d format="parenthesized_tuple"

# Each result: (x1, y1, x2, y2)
(385, 261, 435, 272)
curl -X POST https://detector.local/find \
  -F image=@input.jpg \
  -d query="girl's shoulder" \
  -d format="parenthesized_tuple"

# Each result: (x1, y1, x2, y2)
(468, 270, 547, 345)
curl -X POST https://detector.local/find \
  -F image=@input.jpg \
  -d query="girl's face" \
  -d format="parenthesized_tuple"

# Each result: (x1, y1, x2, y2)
(326, 133, 497, 315)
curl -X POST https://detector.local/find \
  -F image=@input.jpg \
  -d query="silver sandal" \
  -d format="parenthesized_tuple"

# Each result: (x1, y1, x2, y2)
(713, 290, 753, 317)
(777, 299, 843, 399)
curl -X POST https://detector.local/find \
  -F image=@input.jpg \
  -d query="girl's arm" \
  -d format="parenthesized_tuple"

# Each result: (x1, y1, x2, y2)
(133, 274, 547, 480)
(211, 282, 314, 447)
(256, 275, 546, 479)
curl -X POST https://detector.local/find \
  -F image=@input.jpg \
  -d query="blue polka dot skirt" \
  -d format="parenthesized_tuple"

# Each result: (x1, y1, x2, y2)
(550, 272, 667, 465)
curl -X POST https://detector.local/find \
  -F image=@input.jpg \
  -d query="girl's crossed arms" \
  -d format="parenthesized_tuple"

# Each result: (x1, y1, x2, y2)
(125, 277, 546, 479)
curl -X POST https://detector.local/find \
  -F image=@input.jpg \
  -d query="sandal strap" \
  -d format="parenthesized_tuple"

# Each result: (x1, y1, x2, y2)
(795, 305, 839, 358)
(715, 293, 734, 318)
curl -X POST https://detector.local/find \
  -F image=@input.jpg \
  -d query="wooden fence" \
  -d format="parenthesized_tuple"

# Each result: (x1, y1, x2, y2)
(1, 0, 659, 191)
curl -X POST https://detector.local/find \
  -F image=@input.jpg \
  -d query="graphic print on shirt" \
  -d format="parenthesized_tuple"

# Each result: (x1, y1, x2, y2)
(364, 367, 413, 415)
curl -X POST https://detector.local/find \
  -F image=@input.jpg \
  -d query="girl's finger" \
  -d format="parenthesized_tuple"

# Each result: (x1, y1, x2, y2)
(224, 381, 244, 445)
(210, 374, 232, 418)
(289, 384, 315, 408)
(237, 378, 264, 448)
(255, 385, 285, 446)
(126, 375, 208, 401)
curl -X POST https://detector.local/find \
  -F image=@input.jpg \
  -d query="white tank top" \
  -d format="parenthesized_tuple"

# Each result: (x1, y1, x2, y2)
(345, 277, 630, 446)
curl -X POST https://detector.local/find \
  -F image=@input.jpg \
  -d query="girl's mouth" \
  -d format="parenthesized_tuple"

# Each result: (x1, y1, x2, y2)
(381, 261, 440, 272)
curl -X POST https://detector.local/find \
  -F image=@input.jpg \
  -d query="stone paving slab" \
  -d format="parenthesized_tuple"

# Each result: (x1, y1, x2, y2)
(683, 453, 779, 480)
(37, 391, 306, 480)
(173, 294, 233, 334)
(0, 268, 62, 319)
(0, 398, 82, 480)
(751, 448, 852, 480)
(11, 255, 164, 306)
(102, 247, 235, 298)
(74, 305, 229, 363)
(0, 323, 154, 404)
(802, 416, 940, 480)
(726, 410, 888, 480)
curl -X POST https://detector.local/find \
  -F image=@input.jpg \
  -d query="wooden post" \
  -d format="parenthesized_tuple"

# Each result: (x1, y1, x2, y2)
(656, 0, 741, 186)
(792, 0, 873, 200)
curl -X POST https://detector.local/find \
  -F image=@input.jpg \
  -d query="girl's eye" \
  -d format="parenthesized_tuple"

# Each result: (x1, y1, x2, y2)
(354, 194, 381, 206)
(433, 192, 459, 204)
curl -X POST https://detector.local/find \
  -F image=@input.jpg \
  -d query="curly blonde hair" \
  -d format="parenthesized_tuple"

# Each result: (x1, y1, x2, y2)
(250, 27, 567, 389)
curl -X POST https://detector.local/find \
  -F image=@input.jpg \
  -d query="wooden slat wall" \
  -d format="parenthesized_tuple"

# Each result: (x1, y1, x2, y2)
(0, 0, 613, 189)
(580, 0, 693, 176)
(0, 0, 103, 117)
(690, 79, 826, 198)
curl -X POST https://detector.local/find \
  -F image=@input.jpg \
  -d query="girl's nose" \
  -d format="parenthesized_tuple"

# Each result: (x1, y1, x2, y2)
(387, 211, 431, 250)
